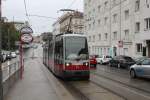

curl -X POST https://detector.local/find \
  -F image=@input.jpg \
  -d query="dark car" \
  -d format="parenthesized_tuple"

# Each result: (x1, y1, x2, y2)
(109, 55, 135, 69)
(6, 53, 12, 60)
(0, 52, 6, 62)
(89, 55, 97, 68)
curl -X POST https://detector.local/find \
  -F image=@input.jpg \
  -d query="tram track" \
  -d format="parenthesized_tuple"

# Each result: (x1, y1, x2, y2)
(91, 72, 150, 100)
(64, 80, 124, 100)
(60, 80, 90, 100)
(96, 66, 150, 93)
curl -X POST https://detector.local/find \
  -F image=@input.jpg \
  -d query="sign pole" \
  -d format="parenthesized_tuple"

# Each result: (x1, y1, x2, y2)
(19, 37, 23, 79)
(19, 26, 33, 79)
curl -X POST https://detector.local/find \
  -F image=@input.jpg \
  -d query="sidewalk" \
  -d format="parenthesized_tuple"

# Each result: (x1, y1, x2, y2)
(5, 58, 59, 100)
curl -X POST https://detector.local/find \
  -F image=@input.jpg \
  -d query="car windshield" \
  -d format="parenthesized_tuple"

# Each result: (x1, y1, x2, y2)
(124, 57, 134, 62)
(106, 56, 112, 58)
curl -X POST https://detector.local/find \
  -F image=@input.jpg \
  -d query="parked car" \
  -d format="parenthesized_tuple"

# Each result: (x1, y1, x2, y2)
(109, 55, 135, 69)
(11, 52, 17, 58)
(96, 55, 112, 64)
(0, 52, 6, 62)
(6, 53, 12, 60)
(134, 56, 148, 63)
(89, 55, 97, 68)
(130, 58, 150, 78)
(15, 50, 19, 55)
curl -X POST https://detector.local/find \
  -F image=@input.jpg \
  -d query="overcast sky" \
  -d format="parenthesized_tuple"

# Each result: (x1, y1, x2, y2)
(2, 0, 83, 35)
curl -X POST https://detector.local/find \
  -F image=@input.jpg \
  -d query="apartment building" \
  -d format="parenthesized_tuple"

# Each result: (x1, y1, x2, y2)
(84, 0, 150, 57)
(53, 11, 84, 35)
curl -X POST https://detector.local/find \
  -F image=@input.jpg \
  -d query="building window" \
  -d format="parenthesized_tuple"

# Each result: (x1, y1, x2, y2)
(93, 35, 95, 42)
(105, 33, 108, 40)
(124, 10, 129, 20)
(135, 22, 140, 33)
(136, 43, 142, 52)
(104, 17, 108, 25)
(112, 0, 117, 6)
(98, 19, 101, 26)
(146, 0, 149, 8)
(108, 48, 110, 54)
(89, 36, 91, 42)
(113, 31, 117, 40)
(124, 30, 129, 40)
(104, 1, 108, 10)
(113, 14, 117, 23)
(89, 24, 91, 29)
(98, 34, 101, 40)
(93, 20, 95, 27)
(98, 5, 101, 12)
(135, 0, 140, 12)
(85, 3, 87, 9)
(144, 18, 150, 30)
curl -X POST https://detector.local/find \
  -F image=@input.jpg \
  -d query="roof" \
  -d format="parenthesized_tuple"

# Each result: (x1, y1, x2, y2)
(56, 33, 86, 37)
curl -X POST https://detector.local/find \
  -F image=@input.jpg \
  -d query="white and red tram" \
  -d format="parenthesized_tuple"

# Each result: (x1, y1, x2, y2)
(43, 33, 90, 79)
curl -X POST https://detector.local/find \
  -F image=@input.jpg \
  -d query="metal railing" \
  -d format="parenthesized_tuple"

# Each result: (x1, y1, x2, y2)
(2, 60, 21, 97)
(2, 61, 20, 82)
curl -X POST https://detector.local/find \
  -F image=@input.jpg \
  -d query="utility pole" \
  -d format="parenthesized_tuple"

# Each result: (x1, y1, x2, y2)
(0, 0, 3, 99)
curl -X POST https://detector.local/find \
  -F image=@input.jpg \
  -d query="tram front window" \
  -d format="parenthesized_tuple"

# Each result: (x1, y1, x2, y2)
(65, 37, 88, 60)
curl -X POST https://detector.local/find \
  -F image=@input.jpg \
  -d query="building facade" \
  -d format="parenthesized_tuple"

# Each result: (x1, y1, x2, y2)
(84, 0, 150, 57)
(53, 11, 84, 35)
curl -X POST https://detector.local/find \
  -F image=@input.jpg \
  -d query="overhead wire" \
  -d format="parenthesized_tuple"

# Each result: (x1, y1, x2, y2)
(23, 0, 32, 26)
(28, 14, 57, 19)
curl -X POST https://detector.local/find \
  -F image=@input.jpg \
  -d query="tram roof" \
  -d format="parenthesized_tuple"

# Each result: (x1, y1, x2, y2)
(56, 33, 86, 37)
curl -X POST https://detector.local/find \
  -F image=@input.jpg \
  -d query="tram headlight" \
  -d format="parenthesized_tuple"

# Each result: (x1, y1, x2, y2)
(65, 63, 71, 67)
(83, 62, 89, 66)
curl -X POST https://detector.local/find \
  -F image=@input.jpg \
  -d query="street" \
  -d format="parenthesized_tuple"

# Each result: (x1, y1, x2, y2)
(4, 44, 150, 100)
(91, 64, 150, 100)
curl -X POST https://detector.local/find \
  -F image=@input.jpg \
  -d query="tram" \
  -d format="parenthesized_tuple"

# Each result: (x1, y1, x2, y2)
(43, 33, 90, 80)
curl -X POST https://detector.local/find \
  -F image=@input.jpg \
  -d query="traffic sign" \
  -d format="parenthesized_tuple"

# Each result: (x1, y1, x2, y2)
(20, 26, 33, 34)
(21, 34, 33, 43)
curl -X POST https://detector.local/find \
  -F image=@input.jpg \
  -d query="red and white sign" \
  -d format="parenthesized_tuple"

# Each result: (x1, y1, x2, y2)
(21, 34, 33, 43)
(20, 26, 33, 34)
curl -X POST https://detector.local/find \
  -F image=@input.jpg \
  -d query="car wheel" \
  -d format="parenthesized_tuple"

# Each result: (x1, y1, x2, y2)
(130, 69, 136, 78)
(100, 60, 103, 65)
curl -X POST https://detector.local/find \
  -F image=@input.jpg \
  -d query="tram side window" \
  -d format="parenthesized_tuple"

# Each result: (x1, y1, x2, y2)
(55, 42, 58, 64)
(49, 43, 53, 59)
(55, 38, 63, 64)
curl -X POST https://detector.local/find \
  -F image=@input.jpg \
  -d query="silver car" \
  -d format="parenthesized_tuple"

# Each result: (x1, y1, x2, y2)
(130, 58, 150, 78)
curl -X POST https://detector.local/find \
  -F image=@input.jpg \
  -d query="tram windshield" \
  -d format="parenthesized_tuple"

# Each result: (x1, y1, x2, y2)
(65, 36, 88, 60)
